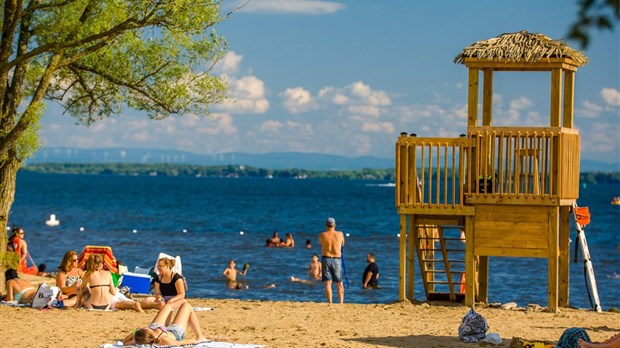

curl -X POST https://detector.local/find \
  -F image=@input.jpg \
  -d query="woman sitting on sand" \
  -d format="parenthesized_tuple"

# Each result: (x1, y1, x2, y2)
(153, 257, 186, 309)
(122, 302, 210, 346)
(3, 268, 37, 304)
(76, 254, 157, 312)
(76, 254, 115, 310)
(56, 250, 84, 307)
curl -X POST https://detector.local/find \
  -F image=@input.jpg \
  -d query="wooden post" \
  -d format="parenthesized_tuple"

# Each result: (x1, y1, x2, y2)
(559, 205, 571, 307)
(407, 215, 416, 300)
(468, 68, 479, 126)
(482, 69, 493, 126)
(548, 207, 559, 313)
(478, 256, 489, 303)
(563, 71, 575, 128)
(465, 216, 475, 307)
(550, 68, 562, 127)
(399, 214, 407, 301)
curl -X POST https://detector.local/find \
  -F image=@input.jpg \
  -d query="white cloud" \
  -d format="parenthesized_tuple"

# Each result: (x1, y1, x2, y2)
(259, 119, 284, 132)
(509, 96, 533, 110)
(280, 87, 318, 114)
(347, 105, 381, 117)
(578, 100, 603, 118)
(217, 75, 269, 114)
(195, 113, 237, 135)
(601, 87, 620, 107)
(361, 122, 394, 133)
(347, 81, 391, 106)
(237, 0, 345, 14)
(216, 51, 243, 75)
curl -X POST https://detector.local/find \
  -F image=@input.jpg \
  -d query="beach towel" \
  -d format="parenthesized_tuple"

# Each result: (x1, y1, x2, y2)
(458, 308, 488, 343)
(0, 301, 30, 307)
(101, 340, 265, 347)
(78, 246, 118, 273)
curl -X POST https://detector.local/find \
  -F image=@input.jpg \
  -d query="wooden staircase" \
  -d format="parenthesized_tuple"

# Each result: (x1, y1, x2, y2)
(414, 225, 467, 301)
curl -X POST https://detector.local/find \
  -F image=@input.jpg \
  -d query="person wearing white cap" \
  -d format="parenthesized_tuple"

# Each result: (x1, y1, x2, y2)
(318, 217, 345, 304)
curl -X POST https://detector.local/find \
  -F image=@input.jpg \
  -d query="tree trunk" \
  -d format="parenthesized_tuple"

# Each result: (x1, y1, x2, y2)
(0, 152, 20, 273)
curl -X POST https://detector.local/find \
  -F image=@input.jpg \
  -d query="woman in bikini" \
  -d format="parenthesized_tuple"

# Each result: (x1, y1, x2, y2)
(3, 268, 36, 304)
(123, 302, 210, 346)
(76, 254, 115, 310)
(56, 250, 83, 307)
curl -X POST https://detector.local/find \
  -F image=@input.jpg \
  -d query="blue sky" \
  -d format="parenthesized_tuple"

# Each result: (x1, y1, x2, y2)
(39, 0, 619, 164)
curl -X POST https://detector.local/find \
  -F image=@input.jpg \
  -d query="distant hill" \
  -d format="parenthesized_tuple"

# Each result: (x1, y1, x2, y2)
(28, 147, 395, 171)
(28, 147, 618, 172)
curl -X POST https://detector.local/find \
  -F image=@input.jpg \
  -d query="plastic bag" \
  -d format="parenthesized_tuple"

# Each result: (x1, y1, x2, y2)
(458, 308, 489, 342)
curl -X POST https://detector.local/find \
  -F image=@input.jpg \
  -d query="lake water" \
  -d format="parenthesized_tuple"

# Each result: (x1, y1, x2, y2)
(8, 172, 619, 309)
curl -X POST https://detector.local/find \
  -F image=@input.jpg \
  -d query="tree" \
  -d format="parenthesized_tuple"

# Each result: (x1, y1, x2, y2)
(0, 1, 235, 255)
(568, 0, 620, 48)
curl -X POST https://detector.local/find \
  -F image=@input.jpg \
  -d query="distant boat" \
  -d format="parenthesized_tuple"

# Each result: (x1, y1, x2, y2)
(612, 197, 620, 205)
(46, 214, 60, 226)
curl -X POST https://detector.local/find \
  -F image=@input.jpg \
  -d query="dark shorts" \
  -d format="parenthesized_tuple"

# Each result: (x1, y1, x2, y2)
(321, 257, 342, 283)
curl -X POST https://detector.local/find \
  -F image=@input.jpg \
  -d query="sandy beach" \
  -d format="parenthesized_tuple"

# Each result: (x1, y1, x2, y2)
(1, 296, 618, 348)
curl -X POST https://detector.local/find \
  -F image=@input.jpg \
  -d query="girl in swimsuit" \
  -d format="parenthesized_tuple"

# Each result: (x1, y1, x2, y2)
(3, 269, 36, 304)
(122, 302, 212, 346)
(56, 250, 83, 307)
(76, 254, 114, 310)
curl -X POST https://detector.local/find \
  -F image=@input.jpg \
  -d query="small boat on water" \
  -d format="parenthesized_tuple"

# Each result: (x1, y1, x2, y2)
(612, 197, 620, 205)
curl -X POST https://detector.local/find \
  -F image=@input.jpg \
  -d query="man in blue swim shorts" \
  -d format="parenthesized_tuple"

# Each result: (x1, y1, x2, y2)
(318, 217, 345, 304)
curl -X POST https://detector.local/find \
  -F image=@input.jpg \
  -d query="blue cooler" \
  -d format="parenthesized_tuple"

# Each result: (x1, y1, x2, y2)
(121, 272, 151, 294)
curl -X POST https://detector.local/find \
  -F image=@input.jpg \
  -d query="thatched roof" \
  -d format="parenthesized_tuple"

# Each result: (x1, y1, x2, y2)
(454, 31, 588, 66)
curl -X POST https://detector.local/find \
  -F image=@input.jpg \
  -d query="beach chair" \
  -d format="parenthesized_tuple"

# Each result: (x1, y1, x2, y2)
(77, 245, 118, 273)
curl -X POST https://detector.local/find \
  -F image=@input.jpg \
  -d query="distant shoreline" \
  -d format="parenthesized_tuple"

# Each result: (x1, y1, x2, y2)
(19, 163, 620, 184)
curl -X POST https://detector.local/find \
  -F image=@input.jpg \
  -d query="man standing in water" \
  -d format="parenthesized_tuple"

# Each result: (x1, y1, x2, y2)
(318, 217, 345, 304)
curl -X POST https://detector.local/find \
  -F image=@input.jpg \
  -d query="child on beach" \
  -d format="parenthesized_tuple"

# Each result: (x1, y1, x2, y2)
(122, 302, 211, 346)
(223, 260, 249, 289)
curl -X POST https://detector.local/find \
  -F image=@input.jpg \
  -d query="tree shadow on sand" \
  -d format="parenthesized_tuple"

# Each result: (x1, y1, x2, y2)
(343, 334, 513, 347)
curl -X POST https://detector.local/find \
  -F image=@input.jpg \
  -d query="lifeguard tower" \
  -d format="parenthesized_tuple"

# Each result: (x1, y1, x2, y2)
(395, 31, 588, 313)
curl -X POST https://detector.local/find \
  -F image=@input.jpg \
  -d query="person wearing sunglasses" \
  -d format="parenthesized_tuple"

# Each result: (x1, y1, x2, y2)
(6, 227, 38, 274)
(56, 250, 83, 307)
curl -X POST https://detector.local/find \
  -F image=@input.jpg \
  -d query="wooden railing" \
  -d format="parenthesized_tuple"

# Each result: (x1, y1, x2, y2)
(395, 134, 470, 211)
(395, 127, 580, 210)
(467, 127, 580, 203)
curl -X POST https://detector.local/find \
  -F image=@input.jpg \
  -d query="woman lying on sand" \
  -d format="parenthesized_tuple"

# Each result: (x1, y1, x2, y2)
(122, 302, 211, 346)
(3, 269, 36, 304)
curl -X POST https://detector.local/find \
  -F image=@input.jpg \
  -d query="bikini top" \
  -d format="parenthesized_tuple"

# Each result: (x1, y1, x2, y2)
(90, 284, 109, 288)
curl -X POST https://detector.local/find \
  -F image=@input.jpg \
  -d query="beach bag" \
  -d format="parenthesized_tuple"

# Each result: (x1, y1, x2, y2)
(458, 308, 488, 342)
(556, 327, 590, 348)
(31, 283, 60, 309)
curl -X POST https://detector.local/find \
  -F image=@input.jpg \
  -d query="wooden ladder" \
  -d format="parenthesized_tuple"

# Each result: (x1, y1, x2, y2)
(414, 225, 466, 301)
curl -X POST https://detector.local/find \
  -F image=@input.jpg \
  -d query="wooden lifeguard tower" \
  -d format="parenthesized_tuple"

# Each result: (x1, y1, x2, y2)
(395, 31, 588, 313)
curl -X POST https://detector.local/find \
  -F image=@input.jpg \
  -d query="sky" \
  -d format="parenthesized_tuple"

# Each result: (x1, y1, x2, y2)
(39, 0, 620, 164)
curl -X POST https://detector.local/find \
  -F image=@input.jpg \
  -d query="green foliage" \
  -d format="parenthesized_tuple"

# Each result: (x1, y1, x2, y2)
(580, 171, 620, 184)
(20, 163, 397, 181)
(568, 0, 620, 48)
(0, 250, 20, 271)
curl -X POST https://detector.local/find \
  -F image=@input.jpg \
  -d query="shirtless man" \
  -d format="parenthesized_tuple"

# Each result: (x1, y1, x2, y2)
(318, 217, 345, 304)
(222, 260, 248, 289)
